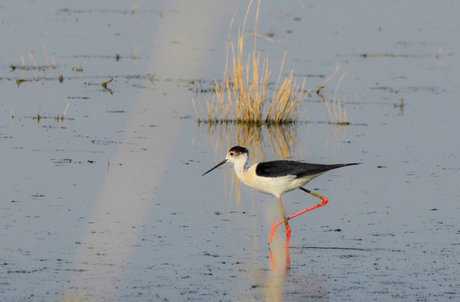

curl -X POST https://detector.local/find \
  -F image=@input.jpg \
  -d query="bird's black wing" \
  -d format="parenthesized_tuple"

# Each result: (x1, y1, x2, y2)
(255, 161, 359, 178)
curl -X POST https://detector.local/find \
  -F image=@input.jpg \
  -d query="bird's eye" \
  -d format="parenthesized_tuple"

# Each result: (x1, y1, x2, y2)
(229, 152, 234, 156)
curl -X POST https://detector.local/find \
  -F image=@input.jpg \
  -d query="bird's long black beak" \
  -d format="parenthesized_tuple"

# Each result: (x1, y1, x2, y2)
(202, 159, 227, 176)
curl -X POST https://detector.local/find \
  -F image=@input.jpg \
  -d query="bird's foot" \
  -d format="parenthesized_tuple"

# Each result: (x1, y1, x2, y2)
(269, 220, 291, 246)
(269, 220, 283, 244)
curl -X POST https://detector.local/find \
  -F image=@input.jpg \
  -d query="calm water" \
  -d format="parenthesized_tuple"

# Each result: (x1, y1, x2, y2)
(1, 1, 459, 301)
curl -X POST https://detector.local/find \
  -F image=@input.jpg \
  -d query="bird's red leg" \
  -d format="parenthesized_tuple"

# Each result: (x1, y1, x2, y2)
(287, 187, 329, 220)
(269, 188, 329, 244)
(270, 197, 291, 245)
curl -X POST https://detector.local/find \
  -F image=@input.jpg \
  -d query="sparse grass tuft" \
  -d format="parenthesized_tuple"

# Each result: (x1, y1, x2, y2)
(317, 64, 350, 126)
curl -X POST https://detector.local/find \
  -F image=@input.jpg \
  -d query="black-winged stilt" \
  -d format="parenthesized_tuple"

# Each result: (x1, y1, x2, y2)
(203, 146, 359, 246)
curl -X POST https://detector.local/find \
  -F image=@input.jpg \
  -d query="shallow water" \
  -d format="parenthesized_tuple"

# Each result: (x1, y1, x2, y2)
(1, 0, 459, 301)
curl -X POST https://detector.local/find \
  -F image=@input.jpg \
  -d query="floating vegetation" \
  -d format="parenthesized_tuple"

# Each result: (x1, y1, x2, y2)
(101, 77, 113, 89)
(9, 64, 55, 72)
(10, 46, 56, 73)
(72, 66, 84, 73)
(394, 97, 405, 114)
(58, 102, 71, 121)
(193, 0, 309, 126)
(147, 73, 155, 86)
(30, 103, 71, 122)
(101, 77, 113, 94)
(9, 46, 58, 87)
(7, 72, 157, 90)
(360, 52, 418, 58)
(15, 78, 28, 87)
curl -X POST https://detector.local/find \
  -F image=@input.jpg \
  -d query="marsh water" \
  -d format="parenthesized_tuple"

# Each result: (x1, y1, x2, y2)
(1, 1, 459, 301)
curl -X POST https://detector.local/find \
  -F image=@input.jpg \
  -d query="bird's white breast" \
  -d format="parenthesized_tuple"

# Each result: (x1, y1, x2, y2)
(237, 165, 320, 197)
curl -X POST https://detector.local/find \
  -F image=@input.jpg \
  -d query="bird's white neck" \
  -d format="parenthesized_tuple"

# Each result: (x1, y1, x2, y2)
(232, 157, 249, 179)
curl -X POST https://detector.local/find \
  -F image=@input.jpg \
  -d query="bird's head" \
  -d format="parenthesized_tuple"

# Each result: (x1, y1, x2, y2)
(202, 146, 249, 176)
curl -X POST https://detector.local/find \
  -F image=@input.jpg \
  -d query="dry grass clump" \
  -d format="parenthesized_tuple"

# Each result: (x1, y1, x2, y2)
(193, 0, 309, 125)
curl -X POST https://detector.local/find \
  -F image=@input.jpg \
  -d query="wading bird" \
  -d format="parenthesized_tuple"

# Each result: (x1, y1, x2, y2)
(203, 146, 359, 246)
